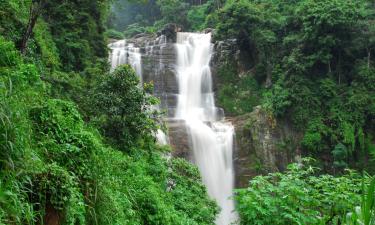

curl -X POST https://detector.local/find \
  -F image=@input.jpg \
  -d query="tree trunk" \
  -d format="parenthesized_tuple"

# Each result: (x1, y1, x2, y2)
(44, 203, 61, 225)
(265, 61, 273, 88)
(20, 1, 45, 54)
(368, 48, 371, 69)
(328, 61, 332, 74)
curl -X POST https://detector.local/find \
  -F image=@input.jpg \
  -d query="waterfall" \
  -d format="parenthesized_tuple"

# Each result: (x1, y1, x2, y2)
(108, 39, 169, 146)
(175, 32, 237, 225)
(109, 40, 142, 82)
(108, 33, 237, 224)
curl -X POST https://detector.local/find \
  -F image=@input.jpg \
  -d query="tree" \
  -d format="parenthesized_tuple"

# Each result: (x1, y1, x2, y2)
(92, 65, 159, 149)
(20, 0, 46, 54)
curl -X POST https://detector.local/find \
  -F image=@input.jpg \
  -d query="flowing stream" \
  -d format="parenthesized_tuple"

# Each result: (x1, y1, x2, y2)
(109, 32, 237, 224)
(175, 32, 237, 225)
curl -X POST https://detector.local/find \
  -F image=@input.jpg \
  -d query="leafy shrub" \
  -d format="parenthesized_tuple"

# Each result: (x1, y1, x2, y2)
(236, 159, 364, 225)
(0, 0, 29, 42)
(214, 0, 262, 42)
(123, 23, 149, 38)
(169, 158, 219, 223)
(187, 3, 209, 31)
(156, 0, 190, 28)
(34, 20, 61, 70)
(344, 177, 375, 225)
(30, 99, 83, 142)
(105, 29, 124, 39)
(262, 83, 291, 117)
(332, 143, 350, 170)
(301, 118, 329, 152)
(92, 65, 159, 149)
(28, 163, 86, 224)
(92, 148, 218, 225)
(217, 63, 263, 115)
(0, 36, 20, 67)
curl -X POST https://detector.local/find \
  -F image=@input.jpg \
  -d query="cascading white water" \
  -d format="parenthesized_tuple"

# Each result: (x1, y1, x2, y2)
(108, 38, 169, 146)
(175, 32, 237, 225)
(109, 40, 142, 82)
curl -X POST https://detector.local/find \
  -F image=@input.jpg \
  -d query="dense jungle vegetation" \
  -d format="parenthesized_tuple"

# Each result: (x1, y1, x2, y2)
(0, 0, 217, 224)
(0, 0, 374, 224)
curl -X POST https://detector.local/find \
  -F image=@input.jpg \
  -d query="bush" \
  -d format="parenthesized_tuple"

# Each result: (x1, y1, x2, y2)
(123, 23, 148, 38)
(105, 29, 124, 39)
(187, 3, 209, 31)
(236, 159, 365, 225)
(216, 63, 263, 115)
(344, 177, 375, 225)
(0, 36, 20, 67)
(92, 65, 159, 149)
(34, 20, 61, 70)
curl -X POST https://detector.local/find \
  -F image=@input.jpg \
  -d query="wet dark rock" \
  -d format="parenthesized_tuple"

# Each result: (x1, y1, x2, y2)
(203, 28, 214, 34)
(166, 119, 192, 160)
(157, 23, 182, 42)
(229, 106, 302, 188)
(141, 42, 178, 109)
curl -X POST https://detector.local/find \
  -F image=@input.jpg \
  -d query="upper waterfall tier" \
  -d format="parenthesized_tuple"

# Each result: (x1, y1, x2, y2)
(175, 32, 216, 121)
(108, 40, 142, 79)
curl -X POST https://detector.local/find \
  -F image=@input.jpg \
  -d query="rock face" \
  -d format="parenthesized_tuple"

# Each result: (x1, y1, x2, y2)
(229, 106, 302, 188)
(156, 23, 182, 42)
(166, 119, 192, 159)
(141, 36, 178, 110)
(211, 38, 255, 90)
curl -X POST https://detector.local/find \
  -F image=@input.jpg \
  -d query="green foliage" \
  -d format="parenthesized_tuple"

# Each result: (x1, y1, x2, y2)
(187, 3, 210, 31)
(236, 159, 365, 225)
(123, 23, 149, 38)
(0, 2, 219, 223)
(29, 163, 86, 224)
(109, 0, 216, 33)
(105, 29, 124, 39)
(301, 118, 329, 152)
(214, 0, 263, 42)
(108, 0, 161, 32)
(0, 36, 43, 172)
(93, 149, 217, 225)
(263, 83, 291, 117)
(33, 20, 61, 70)
(30, 99, 83, 141)
(0, 0, 29, 42)
(217, 63, 263, 115)
(92, 65, 159, 149)
(169, 158, 219, 223)
(345, 177, 375, 225)
(40, 0, 110, 72)
(332, 143, 349, 170)
(0, 36, 20, 67)
(213, 0, 375, 170)
(156, 0, 190, 28)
